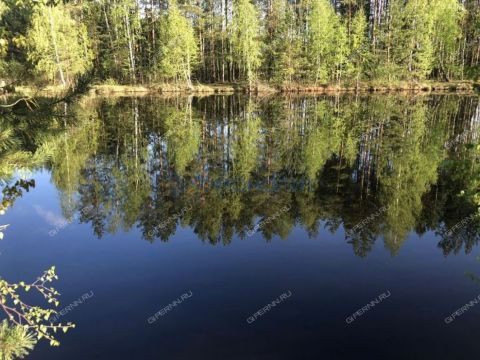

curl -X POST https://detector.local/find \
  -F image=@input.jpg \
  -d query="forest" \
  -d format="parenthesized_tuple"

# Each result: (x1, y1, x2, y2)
(1, 0, 480, 89)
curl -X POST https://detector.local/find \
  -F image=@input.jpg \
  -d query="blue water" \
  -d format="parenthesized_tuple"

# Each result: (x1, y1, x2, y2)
(1, 94, 480, 359)
(0, 170, 478, 359)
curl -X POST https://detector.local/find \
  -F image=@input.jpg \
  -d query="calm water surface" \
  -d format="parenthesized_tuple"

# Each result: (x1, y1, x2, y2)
(1, 94, 480, 359)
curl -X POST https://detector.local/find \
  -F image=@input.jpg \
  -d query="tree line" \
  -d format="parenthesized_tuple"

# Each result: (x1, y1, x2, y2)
(1, 0, 480, 87)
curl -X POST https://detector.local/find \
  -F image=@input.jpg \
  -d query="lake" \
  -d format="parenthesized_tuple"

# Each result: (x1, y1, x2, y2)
(1, 94, 479, 359)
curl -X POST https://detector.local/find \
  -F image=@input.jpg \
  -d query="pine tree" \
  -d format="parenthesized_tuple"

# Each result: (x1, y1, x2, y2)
(270, 1, 303, 84)
(390, 0, 435, 80)
(0, 2, 8, 59)
(465, 0, 480, 72)
(374, 0, 403, 81)
(264, 0, 285, 80)
(230, 0, 262, 88)
(158, 0, 198, 87)
(0, 0, 35, 80)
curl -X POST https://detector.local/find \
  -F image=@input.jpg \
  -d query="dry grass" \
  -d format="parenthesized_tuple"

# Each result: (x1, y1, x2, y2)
(10, 80, 480, 97)
(92, 84, 150, 94)
(278, 80, 478, 93)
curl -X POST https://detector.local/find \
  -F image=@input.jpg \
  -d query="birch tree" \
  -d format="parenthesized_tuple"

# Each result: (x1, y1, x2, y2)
(349, 8, 369, 86)
(431, 0, 465, 80)
(306, 0, 348, 83)
(230, 0, 262, 88)
(26, 3, 92, 86)
(158, 0, 198, 86)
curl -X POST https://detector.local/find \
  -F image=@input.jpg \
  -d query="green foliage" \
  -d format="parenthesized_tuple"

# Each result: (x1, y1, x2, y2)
(232, 102, 261, 183)
(0, 123, 41, 180)
(2, 94, 480, 253)
(269, 0, 303, 84)
(158, 1, 198, 85)
(464, 0, 480, 78)
(348, 8, 369, 84)
(0, 180, 34, 240)
(0, 266, 75, 347)
(163, 100, 200, 175)
(431, 0, 465, 80)
(231, 0, 262, 85)
(385, 0, 436, 80)
(35, 105, 99, 197)
(457, 143, 480, 212)
(0, 0, 33, 80)
(0, 320, 36, 360)
(378, 101, 440, 252)
(0, 2, 8, 58)
(306, 0, 349, 83)
(380, 0, 464, 81)
(2, 0, 480, 85)
(0, 2, 7, 18)
(303, 102, 341, 180)
(0, 179, 35, 215)
(87, 0, 141, 83)
(26, 3, 93, 86)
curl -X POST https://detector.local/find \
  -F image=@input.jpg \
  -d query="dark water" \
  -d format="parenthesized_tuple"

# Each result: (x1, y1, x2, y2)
(1, 94, 480, 359)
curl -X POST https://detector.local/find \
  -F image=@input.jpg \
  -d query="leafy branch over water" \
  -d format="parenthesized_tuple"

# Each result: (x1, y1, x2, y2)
(0, 267, 75, 346)
(0, 182, 75, 358)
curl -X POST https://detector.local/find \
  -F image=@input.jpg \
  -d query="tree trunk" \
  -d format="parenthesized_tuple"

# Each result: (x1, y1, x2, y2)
(48, 6, 66, 87)
(124, 8, 136, 83)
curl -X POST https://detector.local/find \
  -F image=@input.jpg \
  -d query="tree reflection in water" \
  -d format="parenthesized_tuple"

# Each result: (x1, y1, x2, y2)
(2, 94, 480, 257)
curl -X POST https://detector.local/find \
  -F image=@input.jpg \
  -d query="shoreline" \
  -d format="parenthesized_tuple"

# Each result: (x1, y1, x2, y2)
(8, 80, 480, 97)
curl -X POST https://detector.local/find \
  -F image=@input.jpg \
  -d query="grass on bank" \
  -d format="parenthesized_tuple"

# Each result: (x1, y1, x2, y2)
(7, 80, 480, 96)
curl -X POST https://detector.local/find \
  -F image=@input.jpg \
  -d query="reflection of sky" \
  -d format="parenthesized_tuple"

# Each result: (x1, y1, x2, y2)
(1, 169, 480, 359)
(33, 204, 65, 227)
